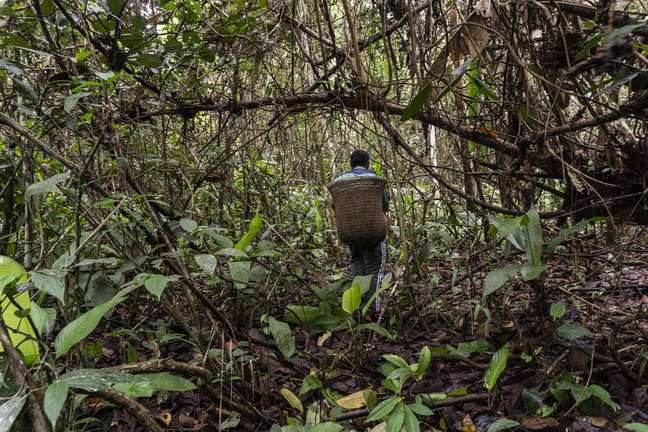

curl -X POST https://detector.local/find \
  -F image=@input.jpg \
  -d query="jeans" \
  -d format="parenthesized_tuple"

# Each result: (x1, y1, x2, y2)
(350, 239, 388, 313)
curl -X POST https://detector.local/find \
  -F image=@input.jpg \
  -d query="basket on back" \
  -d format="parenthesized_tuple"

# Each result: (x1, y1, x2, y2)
(328, 176, 387, 247)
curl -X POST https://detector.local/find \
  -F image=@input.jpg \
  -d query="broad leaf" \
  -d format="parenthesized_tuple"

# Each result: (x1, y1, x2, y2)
(179, 218, 198, 232)
(401, 82, 432, 121)
(143, 274, 173, 300)
(195, 254, 217, 275)
(549, 303, 566, 319)
(107, 0, 125, 14)
(525, 208, 543, 267)
(44, 381, 69, 428)
(280, 388, 303, 413)
(307, 423, 344, 432)
(228, 260, 251, 288)
(215, 247, 248, 258)
(268, 316, 295, 359)
(484, 346, 509, 391)
(235, 214, 263, 251)
(31, 269, 66, 304)
(557, 323, 591, 340)
(382, 354, 409, 369)
(624, 424, 648, 432)
(25, 172, 70, 197)
(386, 402, 405, 432)
(483, 266, 520, 297)
(366, 396, 400, 422)
(487, 418, 519, 432)
(403, 404, 420, 432)
(63, 92, 90, 113)
(416, 346, 431, 376)
(342, 282, 361, 314)
(0, 394, 27, 432)
(55, 288, 132, 357)
(30, 301, 57, 336)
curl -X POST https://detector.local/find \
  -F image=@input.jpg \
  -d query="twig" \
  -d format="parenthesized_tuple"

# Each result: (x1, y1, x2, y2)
(88, 388, 164, 432)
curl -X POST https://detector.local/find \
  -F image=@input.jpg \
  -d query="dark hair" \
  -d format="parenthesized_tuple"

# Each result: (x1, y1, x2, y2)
(349, 150, 370, 168)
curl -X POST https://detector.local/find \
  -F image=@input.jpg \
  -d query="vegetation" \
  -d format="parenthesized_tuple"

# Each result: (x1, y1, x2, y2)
(0, 0, 647, 430)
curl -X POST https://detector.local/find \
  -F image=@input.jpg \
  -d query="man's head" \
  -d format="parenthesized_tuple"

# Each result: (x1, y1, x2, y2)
(350, 149, 370, 169)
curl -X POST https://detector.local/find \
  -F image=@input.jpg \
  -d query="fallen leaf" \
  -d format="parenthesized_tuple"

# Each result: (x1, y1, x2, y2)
(521, 416, 559, 430)
(160, 412, 172, 426)
(586, 417, 608, 428)
(462, 414, 478, 432)
(318, 331, 332, 346)
(337, 390, 369, 409)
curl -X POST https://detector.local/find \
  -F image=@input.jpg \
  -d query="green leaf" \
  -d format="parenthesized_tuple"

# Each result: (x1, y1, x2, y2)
(487, 418, 520, 432)
(589, 384, 619, 411)
(0, 59, 23, 76)
(520, 265, 546, 281)
(386, 402, 405, 432)
(403, 404, 420, 432)
(235, 214, 263, 251)
(366, 396, 400, 422)
(55, 288, 132, 357)
(382, 354, 409, 369)
(44, 381, 69, 428)
(525, 208, 543, 267)
(484, 345, 509, 392)
(356, 322, 394, 340)
(299, 375, 322, 395)
(557, 323, 591, 340)
(342, 282, 361, 314)
(179, 218, 198, 232)
(483, 266, 520, 297)
(144, 274, 172, 300)
(40, 0, 54, 16)
(195, 254, 217, 275)
(135, 372, 196, 392)
(228, 260, 251, 287)
(401, 82, 433, 121)
(409, 401, 433, 416)
(430, 57, 475, 105)
(0, 393, 27, 432)
(26, 172, 70, 197)
(134, 54, 163, 68)
(30, 301, 56, 336)
(457, 340, 490, 356)
(549, 303, 566, 319)
(602, 23, 646, 45)
(215, 247, 248, 258)
(107, 0, 125, 15)
(307, 423, 344, 432)
(63, 92, 90, 113)
(31, 269, 66, 304)
(75, 49, 92, 63)
(416, 346, 431, 376)
(624, 424, 648, 432)
(268, 316, 295, 359)
(280, 388, 303, 413)
(546, 218, 599, 252)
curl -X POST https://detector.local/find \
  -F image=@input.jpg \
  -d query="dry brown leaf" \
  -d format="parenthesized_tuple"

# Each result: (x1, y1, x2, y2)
(521, 416, 559, 430)
(586, 417, 608, 428)
(317, 331, 332, 347)
(462, 414, 478, 432)
(336, 389, 369, 409)
(160, 412, 172, 426)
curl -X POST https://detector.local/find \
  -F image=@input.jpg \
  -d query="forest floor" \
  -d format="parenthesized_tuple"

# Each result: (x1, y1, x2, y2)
(73, 240, 647, 432)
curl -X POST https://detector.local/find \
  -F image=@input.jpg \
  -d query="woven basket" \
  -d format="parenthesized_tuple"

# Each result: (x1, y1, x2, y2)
(328, 176, 387, 246)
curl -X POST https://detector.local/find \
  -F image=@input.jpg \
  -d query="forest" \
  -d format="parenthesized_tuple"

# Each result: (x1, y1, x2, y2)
(0, 0, 647, 430)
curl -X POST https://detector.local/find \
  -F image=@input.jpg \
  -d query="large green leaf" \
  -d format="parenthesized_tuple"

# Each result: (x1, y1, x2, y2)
(25, 172, 70, 197)
(0, 394, 27, 432)
(55, 288, 132, 357)
(483, 266, 520, 297)
(307, 423, 344, 432)
(44, 381, 69, 428)
(484, 346, 509, 391)
(386, 402, 405, 432)
(401, 82, 432, 121)
(107, 0, 126, 14)
(30, 301, 57, 336)
(229, 260, 251, 288)
(557, 323, 591, 340)
(235, 214, 263, 251)
(268, 316, 295, 359)
(416, 346, 431, 376)
(31, 269, 66, 304)
(366, 396, 400, 422)
(342, 281, 361, 314)
(403, 404, 420, 432)
(624, 424, 648, 432)
(487, 418, 520, 432)
(525, 208, 543, 267)
(143, 274, 173, 300)
(195, 254, 217, 275)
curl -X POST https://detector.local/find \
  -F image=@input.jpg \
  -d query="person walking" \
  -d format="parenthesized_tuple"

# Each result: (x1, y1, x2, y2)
(332, 150, 389, 319)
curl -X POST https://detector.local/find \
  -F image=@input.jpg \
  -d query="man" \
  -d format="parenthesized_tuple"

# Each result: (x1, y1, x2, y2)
(334, 150, 389, 318)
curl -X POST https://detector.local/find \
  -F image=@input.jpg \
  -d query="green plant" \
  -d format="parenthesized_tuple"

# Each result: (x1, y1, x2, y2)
(364, 347, 433, 431)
